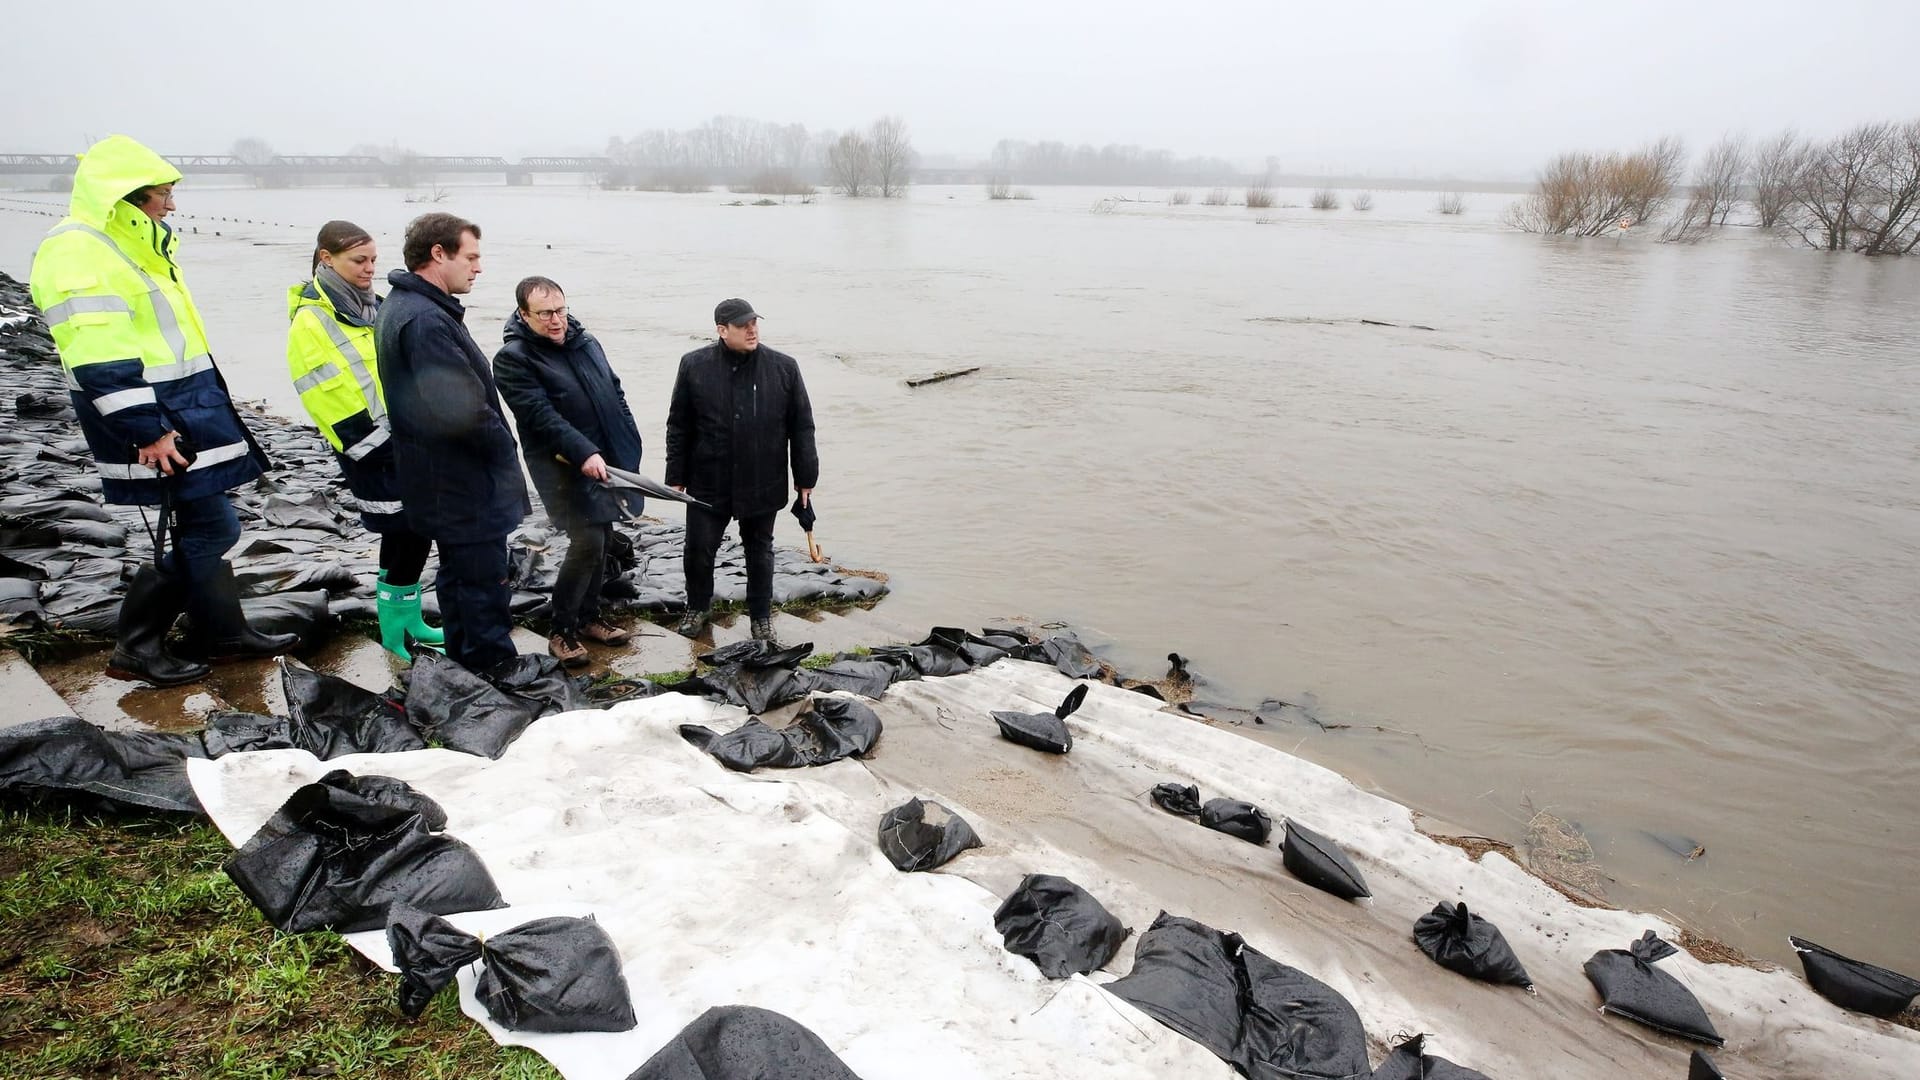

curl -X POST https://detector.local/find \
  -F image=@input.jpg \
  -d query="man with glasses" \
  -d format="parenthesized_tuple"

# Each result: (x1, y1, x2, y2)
(494, 277, 644, 666)
(666, 298, 818, 642)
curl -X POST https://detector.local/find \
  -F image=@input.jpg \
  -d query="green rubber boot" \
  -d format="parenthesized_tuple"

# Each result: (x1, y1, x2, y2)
(376, 572, 442, 661)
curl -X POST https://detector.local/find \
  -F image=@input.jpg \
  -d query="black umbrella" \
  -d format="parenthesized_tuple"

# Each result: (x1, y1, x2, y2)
(602, 465, 709, 508)
(790, 492, 826, 563)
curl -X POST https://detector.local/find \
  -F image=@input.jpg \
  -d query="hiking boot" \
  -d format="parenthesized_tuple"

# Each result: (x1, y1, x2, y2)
(548, 633, 590, 668)
(578, 618, 631, 645)
(674, 608, 711, 639)
(750, 617, 781, 646)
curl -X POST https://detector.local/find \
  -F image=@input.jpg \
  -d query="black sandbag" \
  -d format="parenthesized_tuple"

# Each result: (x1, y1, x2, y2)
(233, 559, 362, 596)
(803, 659, 896, 699)
(625, 1005, 863, 1080)
(200, 711, 298, 756)
(992, 682, 1088, 754)
(1689, 1050, 1725, 1080)
(704, 638, 812, 669)
(680, 696, 881, 772)
(473, 915, 636, 1033)
(261, 492, 348, 534)
(282, 657, 425, 757)
(1151, 782, 1203, 817)
(878, 797, 982, 872)
(1108, 911, 1371, 1080)
(387, 901, 483, 1018)
(1369, 1034, 1492, 1080)
(236, 589, 333, 646)
(992, 873, 1128, 979)
(585, 677, 666, 704)
(485, 653, 595, 717)
(1039, 633, 1102, 679)
(923, 626, 1009, 668)
(0, 514, 127, 549)
(0, 716, 204, 814)
(684, 662, 813, 715)
(1789, 935, 1920, 1018)
(1200, 798, 1272, 845)
(1583, 931, 1725, 1046)
(1282, 819, 1372, 900)
(1412, 902, 1532, 989)
(224, 769, 504, 933)
(406, 650, 544, 759)
(870, 641, 972, 677)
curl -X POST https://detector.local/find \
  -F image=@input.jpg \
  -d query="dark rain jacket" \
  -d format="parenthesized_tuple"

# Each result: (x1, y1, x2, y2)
(373, 270, 529, 542)
(493, 312, 644, 527)
(665, 341, 818, 519)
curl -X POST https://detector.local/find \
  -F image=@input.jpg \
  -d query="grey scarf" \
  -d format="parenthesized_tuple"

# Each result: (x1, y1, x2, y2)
(315, 264, 378, 326)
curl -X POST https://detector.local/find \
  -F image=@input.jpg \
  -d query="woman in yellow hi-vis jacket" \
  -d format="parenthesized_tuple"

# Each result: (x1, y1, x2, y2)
(286, 220, 442, 660)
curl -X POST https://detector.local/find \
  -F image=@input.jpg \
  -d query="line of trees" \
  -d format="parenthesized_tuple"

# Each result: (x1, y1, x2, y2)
(604, 115, 914, 197)
(985, 139, 1244, 186)
(1506, 118, 1920, 255)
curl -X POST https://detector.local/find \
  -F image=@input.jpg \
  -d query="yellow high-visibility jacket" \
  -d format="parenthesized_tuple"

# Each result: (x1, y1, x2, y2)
(286, 280, 389, 459)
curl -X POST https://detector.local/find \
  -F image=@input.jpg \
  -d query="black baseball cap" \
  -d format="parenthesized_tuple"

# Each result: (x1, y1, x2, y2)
(714, 298, 761, 326)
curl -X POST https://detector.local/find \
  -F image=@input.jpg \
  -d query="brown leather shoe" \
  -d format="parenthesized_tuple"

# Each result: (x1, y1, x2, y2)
(578, 619, 631, 645)
(548, 633, 590, 668)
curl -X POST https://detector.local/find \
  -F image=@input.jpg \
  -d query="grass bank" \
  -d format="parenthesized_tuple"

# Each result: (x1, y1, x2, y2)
(0, 808, 560, 1079)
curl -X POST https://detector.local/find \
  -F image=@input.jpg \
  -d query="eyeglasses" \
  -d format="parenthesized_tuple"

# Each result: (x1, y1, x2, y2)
(530, 306, 567, 321)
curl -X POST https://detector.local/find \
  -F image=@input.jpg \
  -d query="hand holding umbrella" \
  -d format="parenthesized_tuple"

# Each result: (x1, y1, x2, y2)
(791, 489, 826, 563)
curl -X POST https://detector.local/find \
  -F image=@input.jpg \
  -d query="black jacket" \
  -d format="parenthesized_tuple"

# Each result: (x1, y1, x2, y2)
(493, 312, 645, 527)
(665, 341, 818, 518)
(373, 270, 529, 542)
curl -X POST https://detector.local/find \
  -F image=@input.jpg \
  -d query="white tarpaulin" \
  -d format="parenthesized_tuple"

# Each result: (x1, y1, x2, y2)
(189, 660, 1920, 1079)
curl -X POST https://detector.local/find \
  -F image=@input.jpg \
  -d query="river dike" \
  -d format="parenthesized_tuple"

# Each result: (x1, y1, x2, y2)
(1, 270, 1917, 1078)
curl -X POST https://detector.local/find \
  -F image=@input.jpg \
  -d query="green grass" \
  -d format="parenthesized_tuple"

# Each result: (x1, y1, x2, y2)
(0, 808, 560, 1080)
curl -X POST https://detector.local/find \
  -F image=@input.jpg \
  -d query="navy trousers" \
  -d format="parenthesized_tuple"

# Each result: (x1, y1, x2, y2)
(683, 508, 776, 619)
(436, 536, 517, 672)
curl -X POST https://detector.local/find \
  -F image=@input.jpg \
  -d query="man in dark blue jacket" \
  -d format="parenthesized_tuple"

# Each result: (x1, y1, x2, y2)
(374, 213, 529, 672)
(494, 276, 644, 667)
(665, 298, 818, 642)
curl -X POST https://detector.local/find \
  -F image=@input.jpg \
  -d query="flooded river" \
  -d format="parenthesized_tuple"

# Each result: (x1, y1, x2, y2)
(3, 181, 1916, 974)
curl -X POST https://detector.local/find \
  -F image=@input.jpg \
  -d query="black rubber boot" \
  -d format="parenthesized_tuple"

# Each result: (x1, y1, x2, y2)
(107, 566, 209, 687)
(186, 561, 300, 660)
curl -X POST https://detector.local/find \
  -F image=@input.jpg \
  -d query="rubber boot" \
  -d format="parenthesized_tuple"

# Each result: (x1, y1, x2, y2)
(377, 572, 442, 661)
(188, 561, 300, 660)
(106, 566, 209, 687)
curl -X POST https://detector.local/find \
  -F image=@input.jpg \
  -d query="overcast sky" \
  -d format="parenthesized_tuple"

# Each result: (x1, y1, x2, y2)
(9, 0, 1918, 179)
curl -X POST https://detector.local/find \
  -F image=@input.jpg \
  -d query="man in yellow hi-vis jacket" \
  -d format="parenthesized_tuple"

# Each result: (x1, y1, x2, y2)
(29, 135, 296, 686)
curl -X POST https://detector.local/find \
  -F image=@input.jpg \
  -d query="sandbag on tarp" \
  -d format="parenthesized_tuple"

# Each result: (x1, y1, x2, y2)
(993, 682, 1088, 754)
(684, 642, 818, 715)
(993, 873, 1128, 979)
(585, 677, 667, 705)
(199, 712, 299, 756)
(475, 915, 637, 1034)
(1583, 931, 1724, 1047)
(281, 657, 425, 756)
(1412, 902, 1532, 990)
(1200, 798, 1272, 845)
(704, 639, 813, 669)
(261, 492, 348, 535)
(878, 796, 983, 872)
(0, 716, 204, 814)
(387, 902, 484, 1018)
(1283, 819, 1372, 900)
(1369, 1034, 1492, 1080)
(869, 641, 972, 678)
(923, 626, 1011, 668)
(803, 658, 897, 699)
(232, 559, 362, 597)
(1689, 1050, 1725, 1080)
(485, 653, 596, 717)
(1107, 911, 1371, 1080)
(224, 769, 505, 933)
(626, 1005, 863, 1080)
(0, 514, 127, 549)
(679, 696, 882, 772)
(1015, 632, 1102, 679)
(405, 651, 544, 760)
(1150, 782, 1203, 818)
(234, 589, 334, 647)
(1789, 935, 1920, 1018)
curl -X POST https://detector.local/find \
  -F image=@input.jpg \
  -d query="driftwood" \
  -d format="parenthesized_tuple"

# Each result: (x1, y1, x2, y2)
(905, 367, 981, 388)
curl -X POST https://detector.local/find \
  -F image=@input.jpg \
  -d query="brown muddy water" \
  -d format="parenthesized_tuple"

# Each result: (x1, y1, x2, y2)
(3, 182, 1916, 974)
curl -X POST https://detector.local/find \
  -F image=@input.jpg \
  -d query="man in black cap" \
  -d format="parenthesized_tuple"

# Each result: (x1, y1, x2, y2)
(665, 299, 818, 640)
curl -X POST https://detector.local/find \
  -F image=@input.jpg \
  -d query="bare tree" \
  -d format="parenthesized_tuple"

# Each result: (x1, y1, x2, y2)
(828, 132, 874, 197)
(1694, 135, 1747, 226)
(230, 137, 276, 165)
(1660, 190, 1714, 243)
(1505, 137, 1686, 236)
(869, 116, 916, 198)
(1851, 119, 1920, 255)
(1787, 122, 1889, 251)
(1749, 129, 1805, 229)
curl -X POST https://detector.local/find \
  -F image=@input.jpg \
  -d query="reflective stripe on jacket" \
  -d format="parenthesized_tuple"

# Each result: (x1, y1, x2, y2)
(286, 280, 389, 458)
(27, 135, 266, 506)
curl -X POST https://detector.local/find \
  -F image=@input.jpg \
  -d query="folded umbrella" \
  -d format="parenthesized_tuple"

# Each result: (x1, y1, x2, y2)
(790, 492, 826, 563)
(602, 465, 709, 508)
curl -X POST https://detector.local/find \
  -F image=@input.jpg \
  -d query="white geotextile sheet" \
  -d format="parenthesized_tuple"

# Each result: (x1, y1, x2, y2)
(190, 661, 1920, 1080)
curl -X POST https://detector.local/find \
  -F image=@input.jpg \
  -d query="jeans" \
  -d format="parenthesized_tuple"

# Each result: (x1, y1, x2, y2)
(436, 536, 516, 672)
(160, 492, 241, 586)
(683, 507, 776, 619)
(550, 522, 610, 635)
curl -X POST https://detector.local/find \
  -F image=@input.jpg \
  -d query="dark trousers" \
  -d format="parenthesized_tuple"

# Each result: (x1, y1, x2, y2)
(683, 507, 776, 619)
(436, 536, 516, 672)
(379, 530, 434, 587)
(161, 492, 242, 585)
(550, 521, 610, 635)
